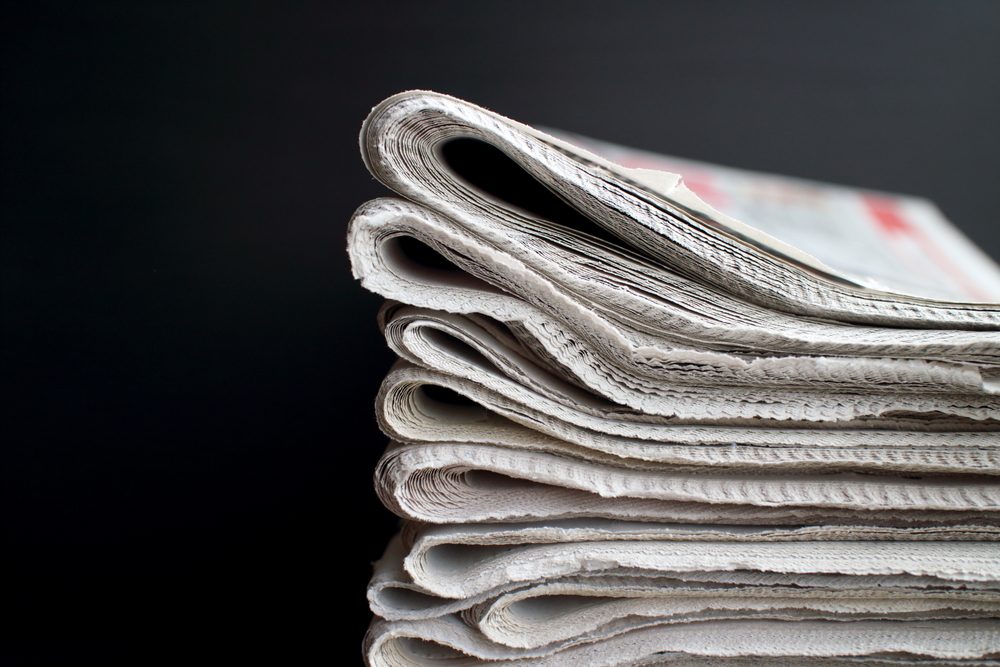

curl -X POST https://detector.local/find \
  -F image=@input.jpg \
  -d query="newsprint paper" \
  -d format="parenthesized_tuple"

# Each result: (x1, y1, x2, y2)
(346, 91, 1000, 666)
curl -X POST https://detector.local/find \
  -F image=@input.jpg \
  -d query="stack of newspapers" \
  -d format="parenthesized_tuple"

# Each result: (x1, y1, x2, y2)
(347, 91, 1000, 665)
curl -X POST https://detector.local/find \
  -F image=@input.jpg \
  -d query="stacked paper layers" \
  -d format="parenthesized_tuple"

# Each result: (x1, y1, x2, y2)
(347, 91, 1000, 665)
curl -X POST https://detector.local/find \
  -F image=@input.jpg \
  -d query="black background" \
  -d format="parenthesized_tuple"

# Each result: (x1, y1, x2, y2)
(4, 1, 999, 660)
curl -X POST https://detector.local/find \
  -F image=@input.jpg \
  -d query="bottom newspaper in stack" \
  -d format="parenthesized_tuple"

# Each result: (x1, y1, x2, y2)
(345, 91, 1000, 664)
(366, 526, 1000, 665)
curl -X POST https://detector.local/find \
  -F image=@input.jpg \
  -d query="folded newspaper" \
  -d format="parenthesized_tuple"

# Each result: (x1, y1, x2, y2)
(346, 91, 1000, 665)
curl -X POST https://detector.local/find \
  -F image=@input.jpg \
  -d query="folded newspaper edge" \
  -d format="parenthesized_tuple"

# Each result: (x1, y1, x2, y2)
(364, 616, 1000, 665)
(367, 524, 1000, 651)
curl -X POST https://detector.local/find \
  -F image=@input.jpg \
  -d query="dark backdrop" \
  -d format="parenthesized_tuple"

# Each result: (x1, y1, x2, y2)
(4, 1, 999, 659)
